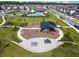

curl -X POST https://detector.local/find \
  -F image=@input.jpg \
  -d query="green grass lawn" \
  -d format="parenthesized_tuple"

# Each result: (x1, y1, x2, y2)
(1, 32, 79, 57)
(1, 42, 79, 57)
(5, 11, 68, 27)
(61, 28, 79, 42)
(0, 42, 56, 57)
(0, 27, 22, 43)
(51, 28, 79, 57)
(0, 17, 3, 24)
(0, 10, 79, 57)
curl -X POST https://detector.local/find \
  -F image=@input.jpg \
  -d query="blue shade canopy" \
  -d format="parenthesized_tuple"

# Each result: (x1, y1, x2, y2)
(40, 21, 57, 29)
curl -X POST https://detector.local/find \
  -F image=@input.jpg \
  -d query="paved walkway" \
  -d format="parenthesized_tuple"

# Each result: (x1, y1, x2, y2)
(57, 25, 72, 28)
(16, 27, 64, 53)
(0, 11, 6, 26)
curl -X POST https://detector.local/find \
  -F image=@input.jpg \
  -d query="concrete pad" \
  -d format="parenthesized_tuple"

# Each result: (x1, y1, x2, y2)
(19, 37, 63, 53)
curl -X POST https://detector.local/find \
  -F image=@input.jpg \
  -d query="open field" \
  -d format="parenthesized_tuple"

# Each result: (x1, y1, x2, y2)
(0, 27, 22, 43)
(61, 28, 79, 42)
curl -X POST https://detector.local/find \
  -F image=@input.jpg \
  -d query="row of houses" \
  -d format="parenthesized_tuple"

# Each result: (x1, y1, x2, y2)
(56, 5, 79, 19)
(0, 5, 47, 10)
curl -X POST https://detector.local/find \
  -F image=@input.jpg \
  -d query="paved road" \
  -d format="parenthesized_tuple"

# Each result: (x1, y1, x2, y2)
(0, 13, 14, 17)
(49, 8, 79, 33)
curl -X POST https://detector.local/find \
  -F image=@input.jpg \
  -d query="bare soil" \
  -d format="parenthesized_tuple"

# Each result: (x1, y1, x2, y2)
(21, 29, 59, 39)
(21, 22, 59, 39)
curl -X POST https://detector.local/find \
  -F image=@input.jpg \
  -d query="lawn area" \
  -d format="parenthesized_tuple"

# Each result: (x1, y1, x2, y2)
(51, 43, 79, 57)
(60, 28, 79, 42)
(51, 28, 79, 56)
(0, 42, 79, 57)
(0, 27, 22, 43)
(5, 11, 68, 27)
(0, 20, 79, 57)
(1, 37, 79, 57)
(0, 17, 3, 24)
(0, 43, 53, 57)
(0, 10, 79, 57)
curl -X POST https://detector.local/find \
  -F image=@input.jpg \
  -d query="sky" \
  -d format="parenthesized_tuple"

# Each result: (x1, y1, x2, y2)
(0, 0, 79, 2)
(0, 0, 79, 3)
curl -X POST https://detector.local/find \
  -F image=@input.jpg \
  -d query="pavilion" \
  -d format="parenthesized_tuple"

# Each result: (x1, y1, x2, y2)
(40, 21, 57, 32)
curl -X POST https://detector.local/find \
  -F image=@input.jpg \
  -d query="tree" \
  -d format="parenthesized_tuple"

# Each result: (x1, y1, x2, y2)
(12, 26, 19, 31)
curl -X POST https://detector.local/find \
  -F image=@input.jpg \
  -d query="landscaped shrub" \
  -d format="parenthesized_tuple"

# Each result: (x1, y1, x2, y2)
(61, 42, 74, 48)
(3, 21, 13, 26)
(12, 26, 19, 31)
(20, 22, 28, 27)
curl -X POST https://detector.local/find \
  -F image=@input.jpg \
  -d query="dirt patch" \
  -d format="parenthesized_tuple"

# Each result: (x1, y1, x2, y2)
(21, 22, 59, 39)
(21, 29, 59, 39)
(25, 22, 40, 28)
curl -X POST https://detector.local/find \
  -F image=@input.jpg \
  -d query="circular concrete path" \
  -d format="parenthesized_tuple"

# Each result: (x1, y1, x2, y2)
(0, 11, 6, 26)
(17, 27, 64, 53)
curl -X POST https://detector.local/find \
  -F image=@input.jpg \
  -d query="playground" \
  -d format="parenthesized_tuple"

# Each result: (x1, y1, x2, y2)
(17, 21, 64, 53)
(21, 22, 59, 39)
